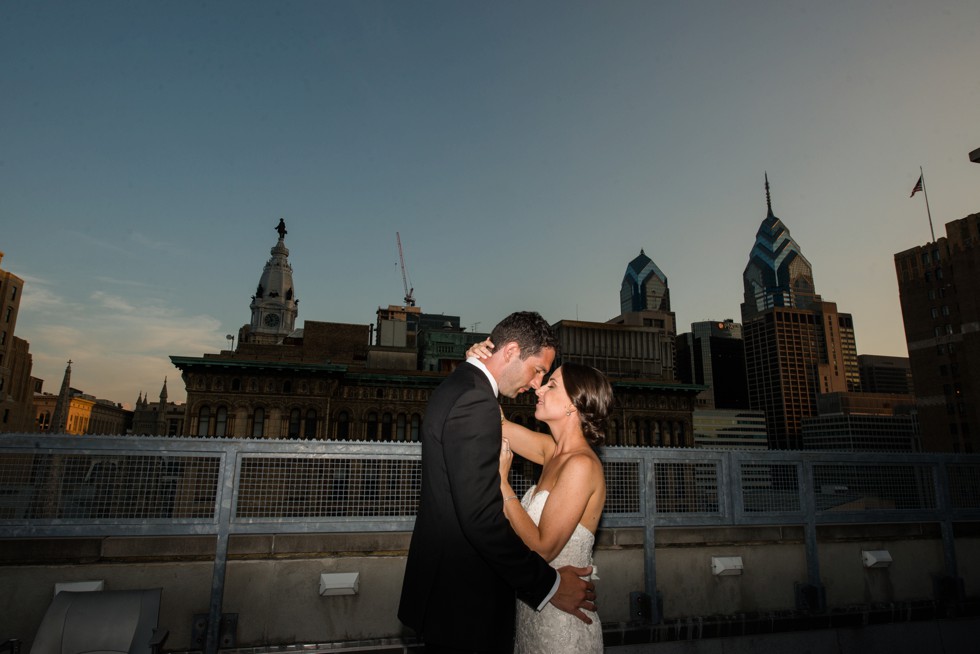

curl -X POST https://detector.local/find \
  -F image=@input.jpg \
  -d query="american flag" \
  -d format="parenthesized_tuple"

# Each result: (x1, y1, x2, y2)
(910, 175, 923, 197)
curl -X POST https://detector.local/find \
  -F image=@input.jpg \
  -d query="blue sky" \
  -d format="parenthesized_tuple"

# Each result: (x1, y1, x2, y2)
(2, 0, 979, 406)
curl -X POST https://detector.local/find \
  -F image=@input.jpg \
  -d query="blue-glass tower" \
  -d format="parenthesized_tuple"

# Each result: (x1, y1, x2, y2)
(741, 174, 819, 320)
(621, 249, 670, 314)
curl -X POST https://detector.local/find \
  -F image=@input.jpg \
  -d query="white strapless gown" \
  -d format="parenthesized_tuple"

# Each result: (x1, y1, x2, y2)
(514, 485, 602, 653)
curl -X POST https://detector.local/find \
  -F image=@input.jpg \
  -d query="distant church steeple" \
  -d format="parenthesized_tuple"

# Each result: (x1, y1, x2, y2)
(247, 218, 299, 344)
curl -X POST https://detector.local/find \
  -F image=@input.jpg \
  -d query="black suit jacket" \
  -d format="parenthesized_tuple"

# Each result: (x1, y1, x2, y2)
(398, 362, 558, 651)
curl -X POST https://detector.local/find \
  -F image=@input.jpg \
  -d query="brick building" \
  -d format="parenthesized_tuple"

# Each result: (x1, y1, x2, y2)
(895, 212, 980, 452)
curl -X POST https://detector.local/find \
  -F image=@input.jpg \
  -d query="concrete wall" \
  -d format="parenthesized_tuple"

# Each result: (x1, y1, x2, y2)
(608, 617, 980, 654)
(0, 524, 973, 651)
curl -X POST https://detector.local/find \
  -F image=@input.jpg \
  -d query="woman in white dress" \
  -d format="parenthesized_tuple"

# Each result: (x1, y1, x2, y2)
(469, 341, 613, 653)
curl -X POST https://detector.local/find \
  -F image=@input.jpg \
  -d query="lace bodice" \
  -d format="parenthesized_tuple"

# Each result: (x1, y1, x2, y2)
(521, 486, 595, 568)
(513, 485, 602, 653)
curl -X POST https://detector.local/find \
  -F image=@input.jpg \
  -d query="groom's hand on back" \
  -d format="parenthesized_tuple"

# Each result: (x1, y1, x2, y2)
(550, 565, 596, 624)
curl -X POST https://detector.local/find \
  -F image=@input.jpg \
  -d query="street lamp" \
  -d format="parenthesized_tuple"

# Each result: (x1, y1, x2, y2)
(226, 334, 234, 351)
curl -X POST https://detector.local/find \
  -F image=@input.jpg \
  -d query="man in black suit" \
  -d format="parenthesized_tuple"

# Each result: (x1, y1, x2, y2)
(399, 312, 596, 653)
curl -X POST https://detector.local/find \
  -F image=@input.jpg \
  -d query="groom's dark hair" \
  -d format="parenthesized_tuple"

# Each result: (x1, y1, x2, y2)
(490, 311, 560, 360)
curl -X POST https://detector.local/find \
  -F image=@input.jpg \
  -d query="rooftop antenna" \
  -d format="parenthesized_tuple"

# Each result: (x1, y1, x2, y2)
(396, 232, 415, 306)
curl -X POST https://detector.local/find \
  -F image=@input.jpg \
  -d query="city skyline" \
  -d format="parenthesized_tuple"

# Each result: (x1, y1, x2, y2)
(3, 0, 979, 407)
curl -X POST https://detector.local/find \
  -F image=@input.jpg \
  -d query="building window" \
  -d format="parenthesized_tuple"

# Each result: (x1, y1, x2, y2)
(410, 414, 421, 441)
(215, 406, 228, 437)
(336, 410, 350, 439)
(197, 406, 211, 436)
(10, 286, 17, 300)
(367, 412, 378, 440)
(4, 307, 11, 322)
(252, 407, 265, 438)
(288, 409, 301, 439)
(381, 412, 393, 440)
(231, 378, 241, 391)
(396, 413, 406, 441)
(304, 409, 317, 439)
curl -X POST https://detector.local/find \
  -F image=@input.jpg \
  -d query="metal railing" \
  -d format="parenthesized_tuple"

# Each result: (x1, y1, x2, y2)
(2, 434, 979, 651)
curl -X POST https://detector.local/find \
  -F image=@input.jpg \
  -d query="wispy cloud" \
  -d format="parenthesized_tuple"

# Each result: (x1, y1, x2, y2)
(19, 286, 225, 405)
(18, 284, 73, 313)
(94, 276, 156, 289)
(61, 230, 133, 257)
(128, 230, 187, 258)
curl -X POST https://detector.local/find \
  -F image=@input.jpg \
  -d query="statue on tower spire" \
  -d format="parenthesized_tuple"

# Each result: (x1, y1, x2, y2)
(275, 218, 287, 240)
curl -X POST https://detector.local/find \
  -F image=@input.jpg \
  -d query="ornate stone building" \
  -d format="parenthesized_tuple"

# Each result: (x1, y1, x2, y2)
(170, 221, 700, 447)
(131, 379, 186, 436)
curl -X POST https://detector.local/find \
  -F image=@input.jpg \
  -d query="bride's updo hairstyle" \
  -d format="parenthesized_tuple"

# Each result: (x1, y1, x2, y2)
(560, 362, 614, 446)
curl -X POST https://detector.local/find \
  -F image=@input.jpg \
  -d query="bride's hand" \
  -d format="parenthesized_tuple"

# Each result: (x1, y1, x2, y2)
(499, 438, 513, 481)
(466, 338, 494, 360)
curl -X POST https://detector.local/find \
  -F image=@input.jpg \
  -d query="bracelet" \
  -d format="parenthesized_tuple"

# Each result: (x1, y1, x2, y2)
(504, 495, 518, 502)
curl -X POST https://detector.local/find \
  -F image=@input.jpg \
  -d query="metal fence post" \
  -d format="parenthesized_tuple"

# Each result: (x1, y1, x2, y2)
(643, 452, 661, 623)
(205, 446, 237, 654)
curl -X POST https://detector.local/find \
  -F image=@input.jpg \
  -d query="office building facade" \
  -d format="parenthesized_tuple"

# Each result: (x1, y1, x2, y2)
(894, 212, 980, 452)
(0, 253, 35, 432)
(676, 319, 749, 409)
(858, 354, 914, 395)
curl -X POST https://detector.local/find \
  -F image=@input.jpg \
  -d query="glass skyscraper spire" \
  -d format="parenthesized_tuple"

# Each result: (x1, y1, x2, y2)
(741, 174, 820, 320)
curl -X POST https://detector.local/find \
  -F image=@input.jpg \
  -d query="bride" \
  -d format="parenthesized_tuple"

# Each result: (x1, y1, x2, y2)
(469, 341, 613, 653)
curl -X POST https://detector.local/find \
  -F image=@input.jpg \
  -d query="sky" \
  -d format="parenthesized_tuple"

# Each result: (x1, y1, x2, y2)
(2, 0, 979, 407)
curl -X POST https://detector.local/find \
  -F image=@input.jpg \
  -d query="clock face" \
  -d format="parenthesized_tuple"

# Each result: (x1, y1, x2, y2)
(263, 313, 281, 327)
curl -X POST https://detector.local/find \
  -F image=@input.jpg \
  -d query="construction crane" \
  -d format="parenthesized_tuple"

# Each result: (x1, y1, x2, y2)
(396, 232, 415, 306)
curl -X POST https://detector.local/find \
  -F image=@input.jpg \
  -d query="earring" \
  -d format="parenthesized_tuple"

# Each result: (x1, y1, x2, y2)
(565, 408, 572, 416)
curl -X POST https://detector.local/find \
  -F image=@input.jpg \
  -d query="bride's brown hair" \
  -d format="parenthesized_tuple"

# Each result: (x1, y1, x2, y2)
(560, 362, 613, 446)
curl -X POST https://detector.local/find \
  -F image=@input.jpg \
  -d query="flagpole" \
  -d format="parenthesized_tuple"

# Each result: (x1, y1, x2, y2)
(921, 165, 936, 242)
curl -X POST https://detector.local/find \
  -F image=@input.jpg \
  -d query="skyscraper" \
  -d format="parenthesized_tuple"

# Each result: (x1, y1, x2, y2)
(620, 249, 670, 314)
(676, 319, 748, 409)
(740, 176, 860, 449)
(609, 249, 677, 379)
(894, 212, 980, 453)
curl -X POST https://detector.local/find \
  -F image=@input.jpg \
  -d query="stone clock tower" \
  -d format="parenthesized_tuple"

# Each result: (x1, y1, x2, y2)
(246, 218, 298, 344)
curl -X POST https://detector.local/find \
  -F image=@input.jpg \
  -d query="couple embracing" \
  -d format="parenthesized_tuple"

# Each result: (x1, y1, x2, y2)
(399, 312, 614, 653)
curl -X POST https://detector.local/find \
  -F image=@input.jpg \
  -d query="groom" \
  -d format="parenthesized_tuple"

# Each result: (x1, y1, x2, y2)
(398, 311, 596, 653)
